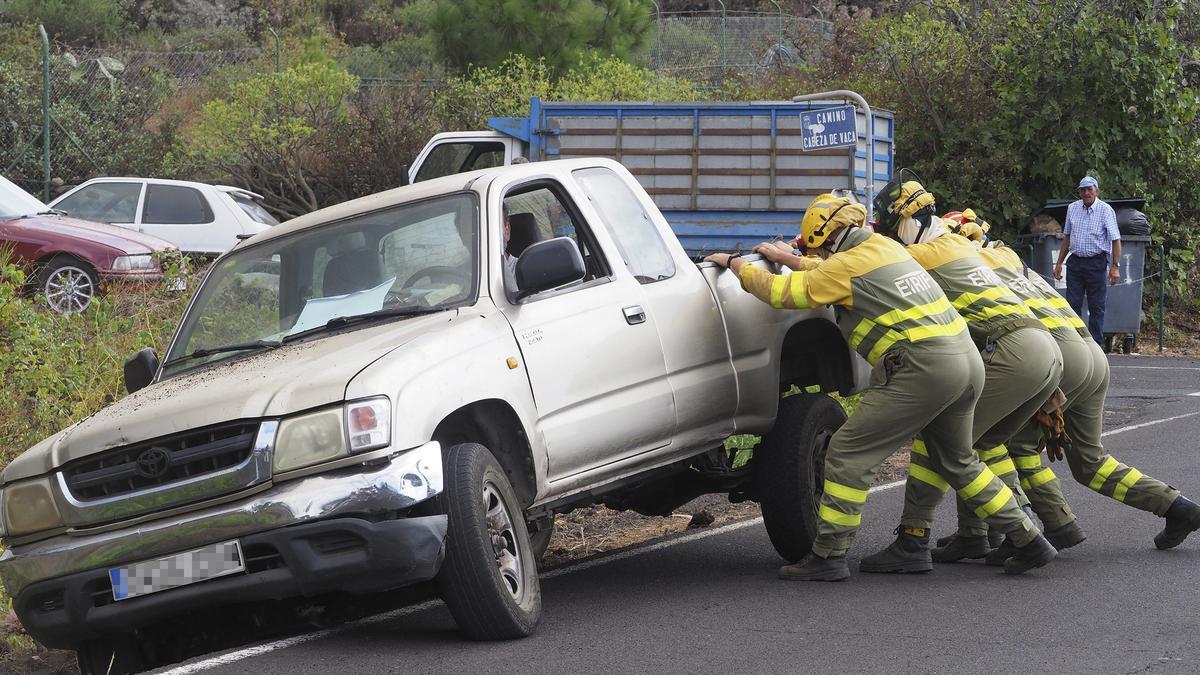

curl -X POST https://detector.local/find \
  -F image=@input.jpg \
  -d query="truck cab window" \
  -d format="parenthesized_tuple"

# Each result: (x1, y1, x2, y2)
(502, 184, 609, 291)
(572, 167, 676, 284)
(414, 142, 506, 182)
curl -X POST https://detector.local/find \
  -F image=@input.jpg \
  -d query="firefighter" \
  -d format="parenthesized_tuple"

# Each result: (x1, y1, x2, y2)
(704, 194, 1055, 581)
(953, 223, 1200, 560)
(858, 181, 1063, 573)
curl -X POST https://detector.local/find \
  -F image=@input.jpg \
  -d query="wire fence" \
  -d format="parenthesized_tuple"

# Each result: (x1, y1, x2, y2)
(645, 11, 833, 82)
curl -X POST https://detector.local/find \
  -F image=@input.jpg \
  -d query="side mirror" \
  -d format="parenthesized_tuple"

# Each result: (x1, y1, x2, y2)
(514, 237, 586, 301)
(399, 164, 410, 187)
(124, 348, 160, 394)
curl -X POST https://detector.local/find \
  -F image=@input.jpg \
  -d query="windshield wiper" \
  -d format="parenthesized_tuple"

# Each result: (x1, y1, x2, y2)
(282, 306, 443, 344)
(163, 339, 282, 368)
(22, 209, 67, 217)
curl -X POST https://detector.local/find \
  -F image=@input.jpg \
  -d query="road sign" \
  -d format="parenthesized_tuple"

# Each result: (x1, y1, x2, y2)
(800, 105, 858, 151)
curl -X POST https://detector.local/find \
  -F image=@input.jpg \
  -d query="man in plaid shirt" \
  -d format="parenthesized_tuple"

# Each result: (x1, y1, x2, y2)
(1053, 176, 1121, 345)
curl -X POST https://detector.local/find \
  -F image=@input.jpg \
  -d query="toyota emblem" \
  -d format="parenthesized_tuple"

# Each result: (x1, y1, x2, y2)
(135, 447, 172, 479)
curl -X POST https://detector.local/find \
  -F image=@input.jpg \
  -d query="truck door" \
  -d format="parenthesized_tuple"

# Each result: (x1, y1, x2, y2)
(570, 165, 738, 450)
(494, 177, 677, 483)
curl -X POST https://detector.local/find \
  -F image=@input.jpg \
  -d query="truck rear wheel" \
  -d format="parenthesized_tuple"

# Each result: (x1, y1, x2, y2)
(754, 393, 846, 562)
(435, 442, 541, 640)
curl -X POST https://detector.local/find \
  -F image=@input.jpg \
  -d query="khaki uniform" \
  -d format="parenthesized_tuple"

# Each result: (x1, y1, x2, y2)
(896, 235, 1063, 536)
(739, 229, 1039, 557)
(990, 250, 1181, 526)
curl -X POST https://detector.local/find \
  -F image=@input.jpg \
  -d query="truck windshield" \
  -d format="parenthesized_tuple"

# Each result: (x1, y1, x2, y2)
(163, 193, 478, 376)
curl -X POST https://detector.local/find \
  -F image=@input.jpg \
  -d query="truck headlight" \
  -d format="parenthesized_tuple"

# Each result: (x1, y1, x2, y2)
(3, 477, 64, 537)
(272, 397, 391, 473)
(111, 254, 157, 272)
(273, 408, 347, 473)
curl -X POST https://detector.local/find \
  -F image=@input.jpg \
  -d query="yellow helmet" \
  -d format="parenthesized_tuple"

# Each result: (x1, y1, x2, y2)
(800, 194, 868, 249)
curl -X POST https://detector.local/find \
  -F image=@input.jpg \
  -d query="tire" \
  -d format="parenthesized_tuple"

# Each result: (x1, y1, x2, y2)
(753, 393, 847, 562)
(1122, 335, 1134, 354)
(75, 636, 146, 675)
(435, 443, 541, 640)
(38, 254, 97, 314)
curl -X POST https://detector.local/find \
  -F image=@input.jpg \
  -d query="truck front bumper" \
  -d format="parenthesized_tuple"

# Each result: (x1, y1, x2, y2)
(2, 442, 447, 649)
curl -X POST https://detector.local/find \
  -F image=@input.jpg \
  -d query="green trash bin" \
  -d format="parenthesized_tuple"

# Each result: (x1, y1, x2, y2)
(1016, 225, 1150, 354)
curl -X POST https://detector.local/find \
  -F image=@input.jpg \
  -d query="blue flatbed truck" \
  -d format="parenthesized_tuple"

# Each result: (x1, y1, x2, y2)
(406, 98, 895, 256)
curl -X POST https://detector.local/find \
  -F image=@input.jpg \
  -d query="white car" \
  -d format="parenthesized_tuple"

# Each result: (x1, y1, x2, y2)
(49, 178, 279, 256)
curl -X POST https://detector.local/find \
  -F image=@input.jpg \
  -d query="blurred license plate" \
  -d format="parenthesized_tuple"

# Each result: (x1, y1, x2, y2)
(110, 540, 244, 601)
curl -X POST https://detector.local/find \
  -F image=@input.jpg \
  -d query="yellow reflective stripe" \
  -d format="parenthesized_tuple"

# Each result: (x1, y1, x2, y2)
(990, 458, 1017, 476)
(973, 485, 1015, 519)
(1088, 456, 1121, 491)
(1021, 468, 1058, 491)
(1047, 297, 1071, 309)
(958, 468, 995, 500)
(849, 318, 874, 350)
(819, 504, 862, 527)
(963, 303, 1030, 322)
(951, 286, 1013, 310)
(908, 463, 950, 492)
(874, 296, 955, 328)
(1113, 469, 1144, 502)
(1024, 298, 1055, 310)
(977, 445, 1008, 461)
(824, 480, 868, 504)
(1036, 315, 1087, 330)
(911, 439, 928, 456)
(788, 272, 810, 309)
(902, 316, 969, 342)
(866, 330, 904, 364)
(769, 274, 787, 308)
(1014, 455, 1043, 470)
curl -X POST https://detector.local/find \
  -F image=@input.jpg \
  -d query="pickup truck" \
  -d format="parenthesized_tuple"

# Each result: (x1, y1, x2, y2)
(0, 159, 867, 673)
(406, 98, 895, 255)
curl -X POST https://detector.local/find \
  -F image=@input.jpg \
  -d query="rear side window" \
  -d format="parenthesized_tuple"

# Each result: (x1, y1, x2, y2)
(573, 167, 675, 284)
(55, 182, 142, 223)
(414, 142, 505, 182)
(232, 195, 279, 225)
(143, 185, 214, 224)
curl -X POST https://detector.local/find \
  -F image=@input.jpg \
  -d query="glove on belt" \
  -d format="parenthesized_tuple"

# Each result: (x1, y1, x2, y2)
(1034, 388, 1071, 461)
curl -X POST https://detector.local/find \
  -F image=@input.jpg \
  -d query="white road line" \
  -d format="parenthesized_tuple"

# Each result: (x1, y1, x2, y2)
(161, 479, 907, 673)
(1110, 366, 1200, 371)
(1100, 410, 1200, 437)
(1189, 392, 1200, 397)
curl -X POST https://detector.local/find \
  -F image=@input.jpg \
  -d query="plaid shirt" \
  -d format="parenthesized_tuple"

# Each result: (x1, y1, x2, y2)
(1064, 198, 1119, 258)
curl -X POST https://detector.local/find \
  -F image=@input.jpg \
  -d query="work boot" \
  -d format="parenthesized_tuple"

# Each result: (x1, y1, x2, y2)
(931, 534, 990, 562)
(1003, 534, 1057, 575)
(1154, 496, 1200, 550)
(860, 527, 932, 573)
(779, 552, 850, 582)
(1045, 520, 1087, 551)
(985, 537, 1016, 566)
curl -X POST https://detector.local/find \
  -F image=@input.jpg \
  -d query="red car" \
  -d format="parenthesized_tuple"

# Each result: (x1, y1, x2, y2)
(0, 176, 175, 313)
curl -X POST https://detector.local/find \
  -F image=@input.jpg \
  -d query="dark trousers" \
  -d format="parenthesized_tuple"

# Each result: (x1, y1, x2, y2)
(1066, 254, 1108, 344)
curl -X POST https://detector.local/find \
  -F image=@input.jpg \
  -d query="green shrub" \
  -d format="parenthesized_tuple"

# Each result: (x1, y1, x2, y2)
(2, 0, 128, 44)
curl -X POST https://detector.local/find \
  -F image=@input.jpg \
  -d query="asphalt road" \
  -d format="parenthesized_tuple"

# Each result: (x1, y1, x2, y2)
(161, 354, 1200, 675)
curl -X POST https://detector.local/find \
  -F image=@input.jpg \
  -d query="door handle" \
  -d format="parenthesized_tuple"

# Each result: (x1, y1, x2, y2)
(623, 305, 646, 325)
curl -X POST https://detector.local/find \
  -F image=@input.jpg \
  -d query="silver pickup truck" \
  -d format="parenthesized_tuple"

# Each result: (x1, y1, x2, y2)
(0, 159, 867, 672)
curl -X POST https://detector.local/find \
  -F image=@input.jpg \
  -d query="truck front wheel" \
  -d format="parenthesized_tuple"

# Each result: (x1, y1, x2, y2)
(754, 393, 847, 562)
(436, 442, 541, 640)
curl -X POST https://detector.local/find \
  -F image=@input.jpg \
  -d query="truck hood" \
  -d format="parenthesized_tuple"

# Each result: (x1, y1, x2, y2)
(3, 312, 456, 482)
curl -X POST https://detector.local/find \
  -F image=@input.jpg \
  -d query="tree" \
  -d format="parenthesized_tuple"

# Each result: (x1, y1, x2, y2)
(178, 62, 359, 218)
(428, 0, 654, 71)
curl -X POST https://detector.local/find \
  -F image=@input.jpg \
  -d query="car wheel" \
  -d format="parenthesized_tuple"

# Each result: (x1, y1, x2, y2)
(754, 393, 847, 562)
(39, 255, 97, 314)
(436, 442, 541, 640)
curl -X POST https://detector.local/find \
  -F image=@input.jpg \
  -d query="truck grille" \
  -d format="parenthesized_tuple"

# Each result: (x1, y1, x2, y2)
(62, 422, 259, 501)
